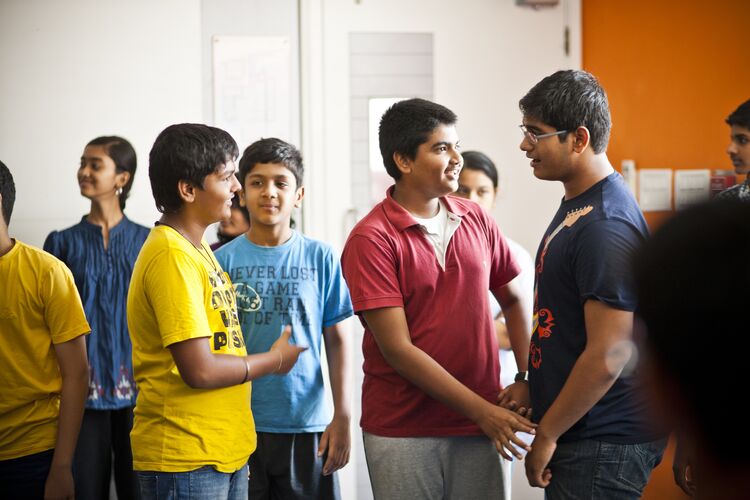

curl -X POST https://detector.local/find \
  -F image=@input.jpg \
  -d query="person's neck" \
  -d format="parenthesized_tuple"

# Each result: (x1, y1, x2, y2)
(246, 223, 293, 247)
(86, 198, 124, 229)
(159, 212, 206, 248)
(562, 153, 614, 200)
(0, 227, 14, 258)
(392, 184, 441, 218)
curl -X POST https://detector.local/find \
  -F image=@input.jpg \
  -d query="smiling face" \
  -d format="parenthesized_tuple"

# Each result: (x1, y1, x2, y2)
(519, 116, 575, 183)
(455, 168, 497, 212)
(241, 162, 304, 229)
(78, 145, 129, 202)
(727, 125, 750, 175)
(192, 160, 241, 225)
(398, 124, 463, 198)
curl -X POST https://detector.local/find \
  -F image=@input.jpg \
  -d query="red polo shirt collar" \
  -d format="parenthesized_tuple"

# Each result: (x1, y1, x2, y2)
(382, 186, 469, 232)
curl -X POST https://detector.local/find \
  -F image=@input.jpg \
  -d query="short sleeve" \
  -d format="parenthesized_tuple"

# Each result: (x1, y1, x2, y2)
(144, 249, 212, 347)
(485, 213, 521, 291)
(41, 261, 89, 344)
(573, 219, 644, 311)
(321, 249, 354, 327)
(341, 234, 404, 313)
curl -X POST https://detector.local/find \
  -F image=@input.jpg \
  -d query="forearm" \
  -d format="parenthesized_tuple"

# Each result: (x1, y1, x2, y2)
(381, 343, 491, 423)
(537, 348, 622, 440)
(324, 326, 351, 420)
(494, 317, 511, 350)
(52, 357, 88, 468)
(184, 350, 280, 389)
(503, 301, 530, 371)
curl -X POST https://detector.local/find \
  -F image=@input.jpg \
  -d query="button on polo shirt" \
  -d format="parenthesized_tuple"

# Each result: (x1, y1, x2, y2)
(342, 187, 520, 437)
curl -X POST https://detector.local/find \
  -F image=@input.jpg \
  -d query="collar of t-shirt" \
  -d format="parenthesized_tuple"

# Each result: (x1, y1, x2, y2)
(411, 200, 462, 270)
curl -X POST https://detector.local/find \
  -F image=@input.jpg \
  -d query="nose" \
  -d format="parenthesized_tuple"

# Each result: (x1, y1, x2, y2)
(453, 149, 463, 167)
(230, 175, 241, 193)
(469, 192, 480, 204)
(520, 136, 533, 152)
(261, 182, 277, 198)
(727, 140, 739, 156)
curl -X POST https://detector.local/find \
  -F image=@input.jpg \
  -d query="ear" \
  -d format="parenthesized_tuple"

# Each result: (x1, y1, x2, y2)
(177, 179, 197, 204)
(294, 186, 305, 208)
(572, 126, 591, 154)
(237, 188, 246, 207)
(393, 152, 413, 176)
(116, 170, 131, 189)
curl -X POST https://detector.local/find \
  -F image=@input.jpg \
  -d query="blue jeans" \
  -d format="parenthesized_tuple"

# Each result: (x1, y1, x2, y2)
(137, 464, 248, 500)
(545, 438, 666, 500)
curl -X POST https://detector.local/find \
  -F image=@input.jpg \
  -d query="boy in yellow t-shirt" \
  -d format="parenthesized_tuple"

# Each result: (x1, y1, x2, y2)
(0, 160, 90, 499)
(127, 124, 306, 499)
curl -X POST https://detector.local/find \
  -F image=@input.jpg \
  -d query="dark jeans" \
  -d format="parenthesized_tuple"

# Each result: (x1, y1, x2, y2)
(73, 407, 140, 500)
(0, 449, 54, 499)
(137, 464, 248, 500)
(545, 438, 667, 500)
(248, 432, 340, 500)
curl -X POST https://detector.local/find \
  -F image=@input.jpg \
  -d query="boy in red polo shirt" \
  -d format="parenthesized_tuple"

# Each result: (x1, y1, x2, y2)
(341, 98, 535, 499)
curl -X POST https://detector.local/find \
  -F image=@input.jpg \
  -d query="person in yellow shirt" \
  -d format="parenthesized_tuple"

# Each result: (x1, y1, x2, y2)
(0, 160, 90, 500)
(127, 124, 306, 499)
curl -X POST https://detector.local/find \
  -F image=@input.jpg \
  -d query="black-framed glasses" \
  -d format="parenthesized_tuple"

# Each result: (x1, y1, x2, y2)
(519, 124, 568, 145)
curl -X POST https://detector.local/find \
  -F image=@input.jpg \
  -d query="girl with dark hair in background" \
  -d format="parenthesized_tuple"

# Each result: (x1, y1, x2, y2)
(44, 136, 149, 500)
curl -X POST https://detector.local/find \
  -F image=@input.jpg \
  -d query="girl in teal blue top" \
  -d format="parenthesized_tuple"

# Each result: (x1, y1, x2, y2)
(44, 136, 148, 500)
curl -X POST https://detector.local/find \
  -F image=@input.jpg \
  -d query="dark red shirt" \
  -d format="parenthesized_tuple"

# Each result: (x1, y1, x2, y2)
(342, 188, 519, 436)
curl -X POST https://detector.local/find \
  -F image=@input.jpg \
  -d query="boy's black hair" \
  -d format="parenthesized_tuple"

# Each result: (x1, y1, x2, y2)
(519, 70, 611, 154)
(238, 138, 303, 187)
(461, 151, 499, 189)
(148, 124, 238, 214)
(87, 136, 137, 210)
(379, 98, 458, 180)
(634, 200, 750, 464)
(0, 160, 15, 226)
(726, 98, 750, 129)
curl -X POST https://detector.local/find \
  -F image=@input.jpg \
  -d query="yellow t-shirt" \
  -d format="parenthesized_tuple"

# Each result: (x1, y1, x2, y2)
(0, 240, 90, 460)
(127, 225, 254, 472)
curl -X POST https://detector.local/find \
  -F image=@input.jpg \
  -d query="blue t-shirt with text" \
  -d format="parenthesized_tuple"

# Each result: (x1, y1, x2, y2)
(215, 231, 353, 433)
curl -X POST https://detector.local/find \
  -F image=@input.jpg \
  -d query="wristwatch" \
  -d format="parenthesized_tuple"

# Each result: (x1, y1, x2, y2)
(514, 371, 528, 382)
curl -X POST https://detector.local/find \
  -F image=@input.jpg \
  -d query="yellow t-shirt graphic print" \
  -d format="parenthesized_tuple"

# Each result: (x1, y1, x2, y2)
(127, 225, 255, 473)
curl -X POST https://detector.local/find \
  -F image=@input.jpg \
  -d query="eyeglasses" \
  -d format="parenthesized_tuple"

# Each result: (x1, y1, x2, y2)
(519, 124, 568, 145)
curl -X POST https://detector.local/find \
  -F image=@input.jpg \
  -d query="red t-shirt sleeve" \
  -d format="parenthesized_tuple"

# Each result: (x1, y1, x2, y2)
(484, 210, 521, 291)
(341, 233, 404, 313)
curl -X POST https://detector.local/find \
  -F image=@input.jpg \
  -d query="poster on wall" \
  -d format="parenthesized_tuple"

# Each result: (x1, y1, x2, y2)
(674, 169, 711, 210)
(212, 36, 291, 149)
(638, 169, 673, 211)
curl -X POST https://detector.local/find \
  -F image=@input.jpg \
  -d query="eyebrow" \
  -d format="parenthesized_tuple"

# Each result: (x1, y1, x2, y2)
(247, 172, 292, 179)
(80, 156, 104, 162)
(431, 141, 459, 149)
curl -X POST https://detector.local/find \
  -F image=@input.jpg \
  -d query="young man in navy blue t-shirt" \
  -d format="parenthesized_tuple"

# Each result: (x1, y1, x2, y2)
(508, 70, 667, 499)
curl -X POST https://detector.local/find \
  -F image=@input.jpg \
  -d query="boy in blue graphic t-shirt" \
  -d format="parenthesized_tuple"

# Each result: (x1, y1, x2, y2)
(216, 138, 353, 499)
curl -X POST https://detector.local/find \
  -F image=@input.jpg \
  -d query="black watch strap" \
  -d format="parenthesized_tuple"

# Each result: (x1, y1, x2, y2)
(514, 371, 528, 382)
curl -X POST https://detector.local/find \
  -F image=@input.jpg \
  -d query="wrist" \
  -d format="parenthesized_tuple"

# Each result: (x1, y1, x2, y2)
(514, 371, 529, 383)
(272, 349, 282, 373)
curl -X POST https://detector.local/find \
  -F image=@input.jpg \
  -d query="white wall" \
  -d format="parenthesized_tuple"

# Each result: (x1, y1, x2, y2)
(302, 0, 581, 257)
(0, 0, 203, 246)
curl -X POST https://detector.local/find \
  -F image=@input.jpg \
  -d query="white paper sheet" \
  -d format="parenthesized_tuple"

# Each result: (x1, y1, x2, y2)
(638, 169, 672, 211)
(212, 36, 291, 149)
(674, 169, 711, 210)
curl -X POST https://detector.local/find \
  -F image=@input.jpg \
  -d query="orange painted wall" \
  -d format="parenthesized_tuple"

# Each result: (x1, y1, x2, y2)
(583, 1, 750, 498)
(583, 0, 750, 230)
